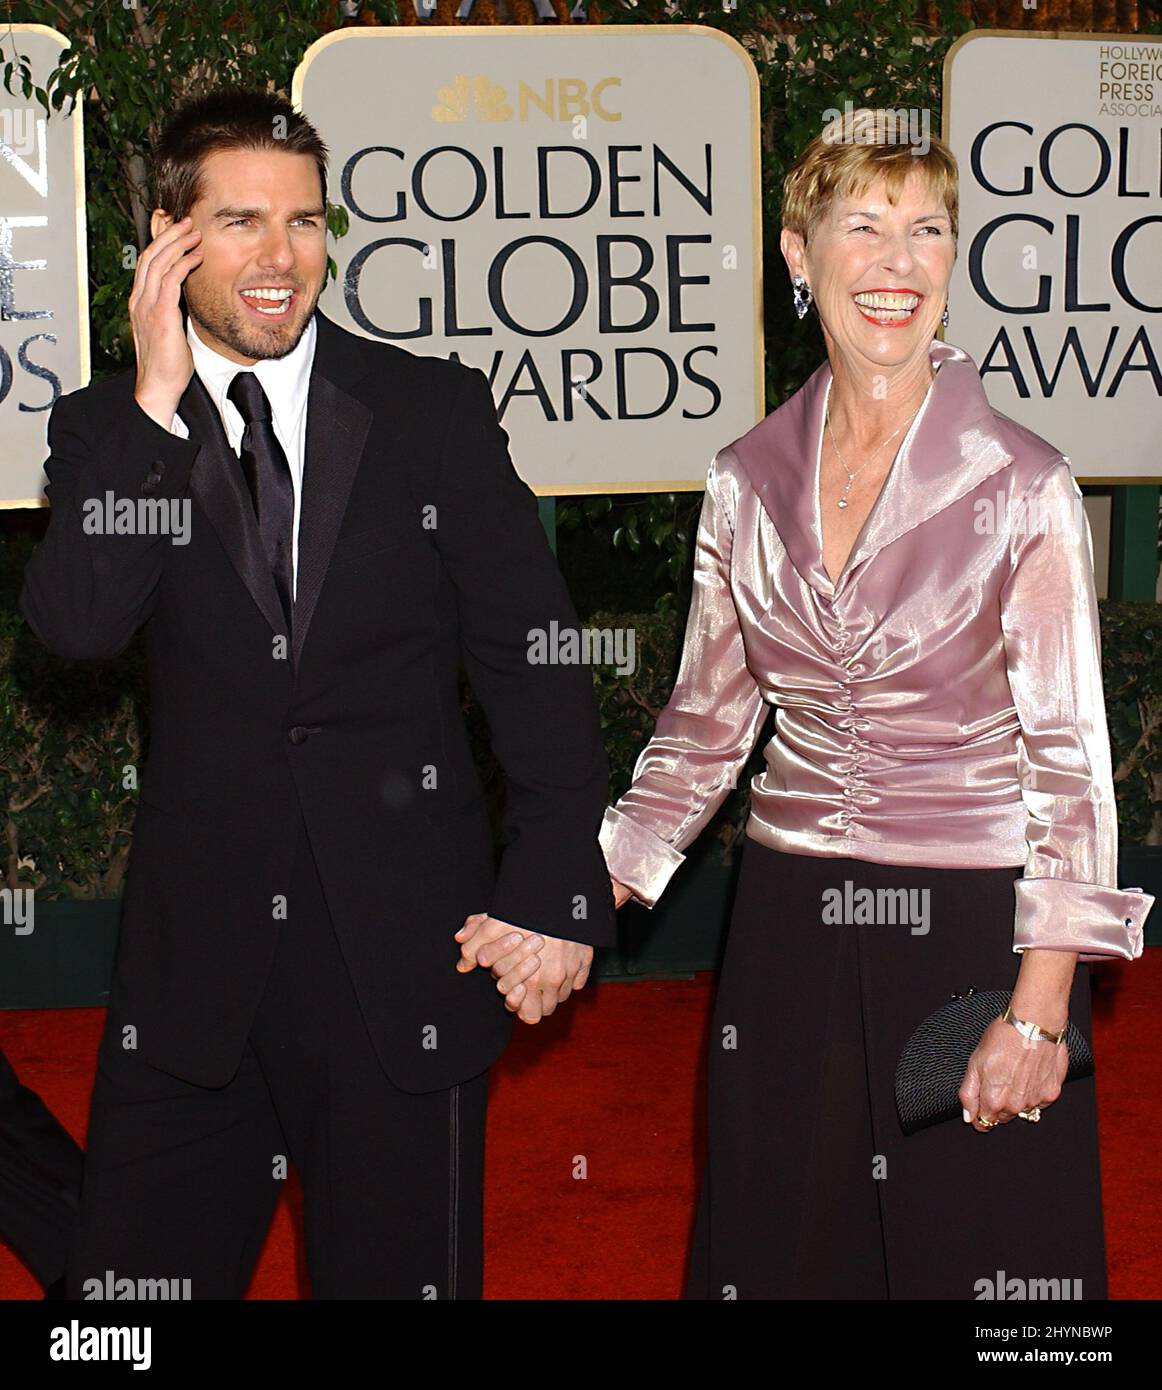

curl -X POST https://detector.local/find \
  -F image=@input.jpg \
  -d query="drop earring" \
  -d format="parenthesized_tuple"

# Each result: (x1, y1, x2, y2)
(941, 304, 949, 328)
(792, 274, 813, 320)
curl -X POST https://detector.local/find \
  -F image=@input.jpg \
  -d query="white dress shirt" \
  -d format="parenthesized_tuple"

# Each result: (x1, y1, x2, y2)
(170, 313, 317, 597)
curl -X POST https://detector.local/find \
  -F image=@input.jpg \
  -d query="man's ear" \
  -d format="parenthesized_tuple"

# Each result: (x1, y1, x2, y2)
(149, 208, 173, 240)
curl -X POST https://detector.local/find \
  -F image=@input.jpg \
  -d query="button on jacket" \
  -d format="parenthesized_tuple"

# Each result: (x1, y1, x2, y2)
(599, 339, 1152, 961)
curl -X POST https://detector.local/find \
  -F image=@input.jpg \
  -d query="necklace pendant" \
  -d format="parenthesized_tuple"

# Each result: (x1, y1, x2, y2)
(837, 497, 848, 509)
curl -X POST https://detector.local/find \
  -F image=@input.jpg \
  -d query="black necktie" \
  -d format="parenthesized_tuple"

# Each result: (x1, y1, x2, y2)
(227, 371, 294, 634)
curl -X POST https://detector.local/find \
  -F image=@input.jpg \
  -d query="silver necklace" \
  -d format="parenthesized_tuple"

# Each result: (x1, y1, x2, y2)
(825, 399, 918, 509)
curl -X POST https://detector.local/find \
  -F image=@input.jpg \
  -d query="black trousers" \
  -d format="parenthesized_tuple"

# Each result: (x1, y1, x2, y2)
(66, 817, 488, 1300)
(686, 837, 1108, 1301)
(0, 1043, 83, 1288)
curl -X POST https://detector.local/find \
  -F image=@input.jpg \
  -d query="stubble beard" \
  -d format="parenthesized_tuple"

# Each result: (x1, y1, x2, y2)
(185, 275, 324, 362)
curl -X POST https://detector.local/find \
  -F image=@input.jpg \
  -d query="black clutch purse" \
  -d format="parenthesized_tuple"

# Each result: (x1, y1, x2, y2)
(893, 987, 1093, 1135)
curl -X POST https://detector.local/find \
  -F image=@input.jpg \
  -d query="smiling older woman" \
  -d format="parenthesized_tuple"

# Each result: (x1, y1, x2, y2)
(599, 108, 1154, 1300)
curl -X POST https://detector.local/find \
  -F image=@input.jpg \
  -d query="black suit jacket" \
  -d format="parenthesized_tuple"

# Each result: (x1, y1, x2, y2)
(20, 309, 616, 1092)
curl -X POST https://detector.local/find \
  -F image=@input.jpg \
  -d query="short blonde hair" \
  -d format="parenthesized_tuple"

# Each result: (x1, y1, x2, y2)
(782, 107, 959, 245)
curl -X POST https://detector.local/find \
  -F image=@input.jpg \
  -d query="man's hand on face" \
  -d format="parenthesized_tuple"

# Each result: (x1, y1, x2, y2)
(130, 214, 202, 428)
(454, 914, 593, 1024)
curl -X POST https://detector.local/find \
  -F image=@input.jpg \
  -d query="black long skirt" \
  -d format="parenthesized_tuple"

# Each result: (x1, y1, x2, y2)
(685, 837, 1108, 1300)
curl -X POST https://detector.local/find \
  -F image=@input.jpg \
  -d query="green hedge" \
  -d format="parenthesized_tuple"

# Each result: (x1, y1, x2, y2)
(0, 534, 147, 899)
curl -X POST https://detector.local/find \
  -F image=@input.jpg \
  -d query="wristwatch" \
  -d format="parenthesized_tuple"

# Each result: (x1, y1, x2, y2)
(1002, 1004, 1066, 1046)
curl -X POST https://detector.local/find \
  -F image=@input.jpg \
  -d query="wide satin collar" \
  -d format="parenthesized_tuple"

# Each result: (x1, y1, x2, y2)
(730, 339, 1017, 597)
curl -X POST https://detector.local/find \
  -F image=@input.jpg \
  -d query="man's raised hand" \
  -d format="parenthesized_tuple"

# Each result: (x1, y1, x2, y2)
(130, 213, 203, 427)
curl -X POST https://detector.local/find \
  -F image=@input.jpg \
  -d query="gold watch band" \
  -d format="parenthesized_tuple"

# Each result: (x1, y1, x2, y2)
(1003, 1004, 1066, 1046)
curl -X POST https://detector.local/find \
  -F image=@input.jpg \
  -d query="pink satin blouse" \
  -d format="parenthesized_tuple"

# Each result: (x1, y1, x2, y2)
(599, 339, 1152, 960)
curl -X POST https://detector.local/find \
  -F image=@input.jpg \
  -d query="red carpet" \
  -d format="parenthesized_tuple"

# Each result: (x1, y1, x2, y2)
(1, 961, 1159, 1300)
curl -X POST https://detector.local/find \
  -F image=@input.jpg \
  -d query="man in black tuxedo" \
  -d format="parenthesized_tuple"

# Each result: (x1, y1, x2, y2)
(0, 1043, 81, 1297)
(20, 88, 615, 1299)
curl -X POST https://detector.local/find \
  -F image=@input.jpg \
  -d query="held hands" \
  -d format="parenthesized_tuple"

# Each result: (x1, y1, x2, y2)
(454, 914, 592, 1025)
(453, 879, 632, 1022)
(958, 1015, 1069, 1133)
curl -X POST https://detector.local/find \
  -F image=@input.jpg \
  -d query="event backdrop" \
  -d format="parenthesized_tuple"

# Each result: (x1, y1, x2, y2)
(0, 25, 88, 508)
(945, 29, 1162, 483)
(293, 24, 765, 494)
(4, 22, 1161, 500)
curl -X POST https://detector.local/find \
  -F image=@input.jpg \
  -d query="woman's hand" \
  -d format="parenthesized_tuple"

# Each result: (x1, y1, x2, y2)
(959, 947, 1077, 1132)
(611, 877, 635, 909)
(958, 1015, 1069, 1133)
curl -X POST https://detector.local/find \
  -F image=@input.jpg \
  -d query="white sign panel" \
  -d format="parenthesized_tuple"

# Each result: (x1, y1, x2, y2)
(0, 25, 89, 507)
(294, 24, 763, 494)
(944, 31, 1162, 482)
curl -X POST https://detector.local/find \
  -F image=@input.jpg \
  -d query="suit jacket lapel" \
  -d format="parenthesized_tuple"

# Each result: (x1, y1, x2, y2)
(178, 310, 373, 672)
(181, 372, 289, 641)
(293, 344, 373, 671)
(732, 339, 1019, 597)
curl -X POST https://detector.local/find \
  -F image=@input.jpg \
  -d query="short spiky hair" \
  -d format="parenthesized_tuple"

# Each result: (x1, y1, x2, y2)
(153, 87, 329, 223)
(782, 107, 958, 245)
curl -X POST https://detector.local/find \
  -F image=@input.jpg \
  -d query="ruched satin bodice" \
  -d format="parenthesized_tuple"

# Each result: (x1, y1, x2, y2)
(599, 340, 1152, 960)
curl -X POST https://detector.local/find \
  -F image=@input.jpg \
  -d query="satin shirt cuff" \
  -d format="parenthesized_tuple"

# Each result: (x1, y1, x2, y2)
(599, 805, 686, 909)
(1012, 878, 1153, 960)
